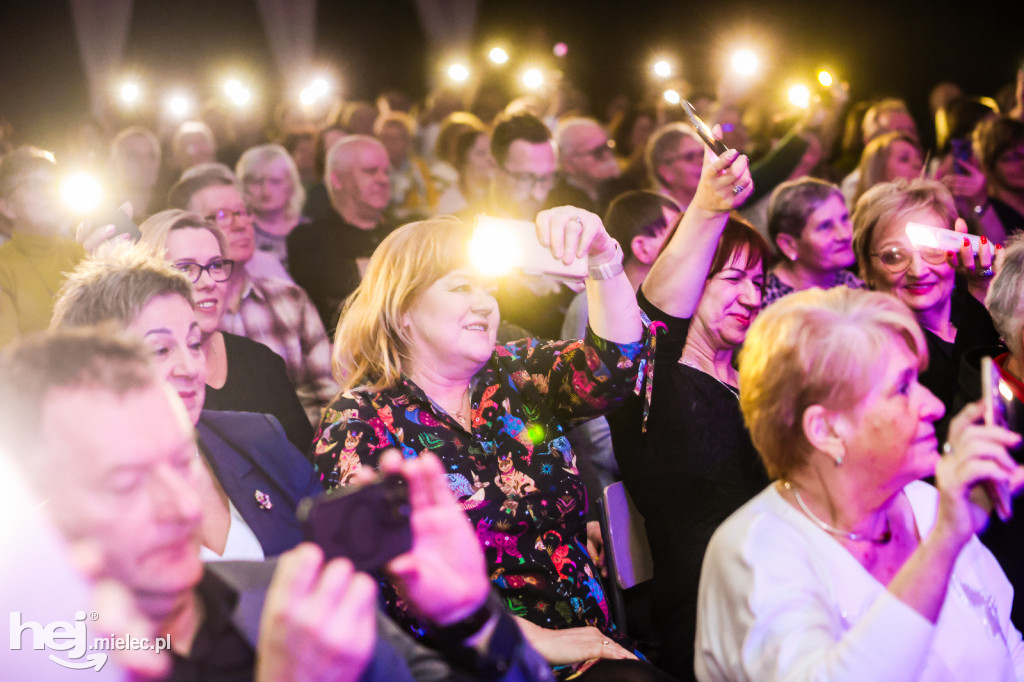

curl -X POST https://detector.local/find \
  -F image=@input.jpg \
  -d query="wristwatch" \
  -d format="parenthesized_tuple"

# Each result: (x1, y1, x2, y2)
(588, 241, 624, 280)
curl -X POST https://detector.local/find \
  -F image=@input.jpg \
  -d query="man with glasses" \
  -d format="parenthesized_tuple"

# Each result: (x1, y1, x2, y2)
(486, 113, 559, 221)
(548, 117, 621, 215)
(646, 123, 707, 212)
(168, 164, 337, 425)
(287, 135, 395, 333)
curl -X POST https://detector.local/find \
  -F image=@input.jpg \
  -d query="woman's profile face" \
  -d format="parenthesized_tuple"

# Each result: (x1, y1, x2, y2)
(884, 140, 924, 182)
(403, 267, 500, 375)
(694, 246, 764, 350)
(126, 293, 207, 426)
(830, 337, 943, 489)
(868, 207, 955, 321)
(792, 194, 855, 273)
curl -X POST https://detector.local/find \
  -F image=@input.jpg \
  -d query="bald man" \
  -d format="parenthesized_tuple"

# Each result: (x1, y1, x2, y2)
(287, 135, 395, 332)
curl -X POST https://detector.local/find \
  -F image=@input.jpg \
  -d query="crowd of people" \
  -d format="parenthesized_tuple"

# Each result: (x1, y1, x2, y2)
(4, 61, 1024, 682)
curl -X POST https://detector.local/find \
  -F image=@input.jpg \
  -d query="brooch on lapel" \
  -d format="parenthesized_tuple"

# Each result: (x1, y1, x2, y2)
(254, 490, 273, 510)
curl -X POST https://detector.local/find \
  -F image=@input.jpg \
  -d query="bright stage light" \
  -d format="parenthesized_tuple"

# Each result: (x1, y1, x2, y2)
(119, 81, 141, 106)
(653, 60, 672, 79)
(522, 68, 544, 90)
(663, 89, 681, 105)
(788, 84, 812, 109)
(224, 79, 251, 107)
(489, 47, 509, 64)
(60, 172, 104, 215)
(730, 49, 760, 77)
(300, 77, 331, 106)
(818, 70, 834, 87)
(448, 63, 470, 83)
(166, 93, 192, 118)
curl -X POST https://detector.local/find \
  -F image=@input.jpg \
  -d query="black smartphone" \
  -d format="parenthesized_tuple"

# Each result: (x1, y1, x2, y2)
(297, 474, 413, 572)
(682, 99, 730, 156)
(982, 356, 1023, 520)
(83, 204, 141, 241)
(950, 139, 972, 177)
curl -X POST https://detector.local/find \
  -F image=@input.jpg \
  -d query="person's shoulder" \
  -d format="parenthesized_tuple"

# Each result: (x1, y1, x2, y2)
(223, 332, 287, 362)
(707, 485, 813, 562)
(250, 273, 313, 302)
(200, 408, 279, 432)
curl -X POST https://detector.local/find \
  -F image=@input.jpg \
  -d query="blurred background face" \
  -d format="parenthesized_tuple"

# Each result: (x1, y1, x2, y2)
(884, 140, 924, 182)
(660, 135, 704, 197)
(794, 194, 855, 272)
(164, 227, 227, 339)
(0, 164, 69, 236)
(114, 134, 160, 190)
(188, 184, 255, 265)
(493, 139, 557, 219)
(335, 142, 392, 214)
(378, 121, 411, 167)
(243, 157, 293, 216)
(566, 125, 620, 187)
(465, 134, 496, 186)
(174, 131, 215, 170)
(995, 141, 1024, 192)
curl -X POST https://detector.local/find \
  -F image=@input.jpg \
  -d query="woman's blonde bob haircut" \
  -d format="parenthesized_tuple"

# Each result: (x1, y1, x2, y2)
(333, 217, 475, 391)
(137, 208, 229, 258)
(738, 287, 927, 480)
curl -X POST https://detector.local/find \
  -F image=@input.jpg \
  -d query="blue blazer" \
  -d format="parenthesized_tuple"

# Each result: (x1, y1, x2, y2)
(197, 410, 321, 557)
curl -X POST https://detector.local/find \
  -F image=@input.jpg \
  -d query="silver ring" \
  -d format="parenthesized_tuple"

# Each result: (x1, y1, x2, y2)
(981, 266, 994, 277)
(942, 442, 954, 456)
(732, 185, 745, 195)
(601, 640, 609, 646)
(570, 216, 584, 228)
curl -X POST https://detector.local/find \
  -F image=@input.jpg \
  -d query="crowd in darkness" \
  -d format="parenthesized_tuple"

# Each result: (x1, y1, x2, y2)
(4, 51, 1024, 682)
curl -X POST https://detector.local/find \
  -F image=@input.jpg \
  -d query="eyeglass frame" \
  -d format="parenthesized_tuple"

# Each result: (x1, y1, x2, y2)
(572, 139, 617, 160)
(204, 207, 254, 227)
(870, 245, 949, 274)
(498, 165, 560, 191)
(173, 258, 236, 283)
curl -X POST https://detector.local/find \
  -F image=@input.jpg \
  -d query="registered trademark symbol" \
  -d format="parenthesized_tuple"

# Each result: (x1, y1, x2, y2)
(89, 612, 99, 621)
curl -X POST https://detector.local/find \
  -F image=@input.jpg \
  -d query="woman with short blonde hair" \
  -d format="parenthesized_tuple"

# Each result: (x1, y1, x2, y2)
(696, 286, 1024, 681)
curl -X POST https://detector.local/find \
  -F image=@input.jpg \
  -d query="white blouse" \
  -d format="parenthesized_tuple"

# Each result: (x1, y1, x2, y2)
(696, 480, 1024, 681)
(199, 499, 265, 563)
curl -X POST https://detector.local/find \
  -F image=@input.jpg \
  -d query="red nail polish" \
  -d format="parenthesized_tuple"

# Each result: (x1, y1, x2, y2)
(964, 237, 971, 247)
(981, 235, 988, 244)
(997, 243, 1004, 250)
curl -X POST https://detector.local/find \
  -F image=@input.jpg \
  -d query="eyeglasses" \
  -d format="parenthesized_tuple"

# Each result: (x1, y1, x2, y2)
(204, 207, 253, 227)
(243, 174, 290, 189)
(871, 246, 948, 274)
(662, 151, 704, 166)
(499, 166, 559, 190)
(174, 258, 235, 283)
(574, 139, 616, 160)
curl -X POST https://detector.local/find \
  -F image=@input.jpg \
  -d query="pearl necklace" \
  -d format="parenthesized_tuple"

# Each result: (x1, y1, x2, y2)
(783, 481, 892, 545)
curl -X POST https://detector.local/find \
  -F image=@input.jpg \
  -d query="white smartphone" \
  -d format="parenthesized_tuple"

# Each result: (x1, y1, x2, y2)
(469, 216, 588, 281)
(905, 221, 991, 258)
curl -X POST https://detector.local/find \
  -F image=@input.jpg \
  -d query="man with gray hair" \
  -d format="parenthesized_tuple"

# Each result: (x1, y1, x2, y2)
(287, 135, 394, 332)
(168, 164, 337, 424)
(547, 117, 620, 214)
(0, 327, 553, 681)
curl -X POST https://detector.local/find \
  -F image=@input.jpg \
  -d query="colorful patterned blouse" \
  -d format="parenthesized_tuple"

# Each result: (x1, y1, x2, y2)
(313, 328, 648, 651)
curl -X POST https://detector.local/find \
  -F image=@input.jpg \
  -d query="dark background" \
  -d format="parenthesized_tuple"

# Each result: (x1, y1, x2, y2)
(1, 0, 1021, 148)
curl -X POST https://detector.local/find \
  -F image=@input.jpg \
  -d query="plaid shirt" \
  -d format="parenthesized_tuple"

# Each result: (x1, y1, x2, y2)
(219, 273, 338, 426)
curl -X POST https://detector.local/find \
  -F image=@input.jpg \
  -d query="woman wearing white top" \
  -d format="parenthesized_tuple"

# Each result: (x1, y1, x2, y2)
(695, 286, 1024, 681)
